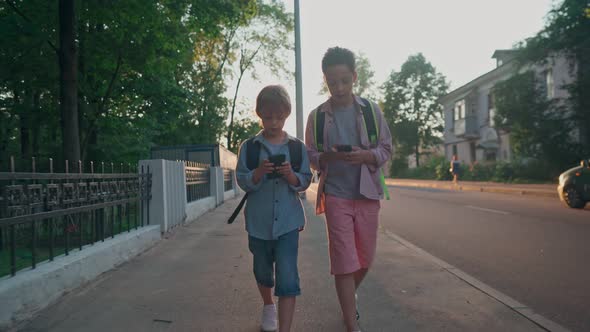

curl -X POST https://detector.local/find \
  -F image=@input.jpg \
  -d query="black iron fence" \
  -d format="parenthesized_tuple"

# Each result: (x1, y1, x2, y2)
(185, 162, 210, 203)
(0, 157, 152, 278)
(223, 168, 234, 192)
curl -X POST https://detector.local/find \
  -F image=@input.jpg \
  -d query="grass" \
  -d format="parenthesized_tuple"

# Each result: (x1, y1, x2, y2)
(0, 206, 144, 278)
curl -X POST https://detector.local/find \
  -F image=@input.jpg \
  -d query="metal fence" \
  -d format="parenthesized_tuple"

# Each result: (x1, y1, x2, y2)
(223, 168, 234, 192)
(0, 158, 152, 278)
(185, 161, 210, 203)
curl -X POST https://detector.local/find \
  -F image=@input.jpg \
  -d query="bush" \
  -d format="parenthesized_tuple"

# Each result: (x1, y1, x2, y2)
(389, 156, 556, 183)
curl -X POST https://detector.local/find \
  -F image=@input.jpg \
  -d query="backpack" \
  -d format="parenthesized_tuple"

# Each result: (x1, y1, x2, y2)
(313, 98, 390, 200)
(227, 137, 304, 224)
(314, 97, 379, 152)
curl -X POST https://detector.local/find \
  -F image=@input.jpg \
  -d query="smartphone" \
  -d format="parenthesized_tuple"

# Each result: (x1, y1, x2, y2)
(268, 154, 286, 166)
(267, 154, 286, 179)
(336, 145, 352, 152)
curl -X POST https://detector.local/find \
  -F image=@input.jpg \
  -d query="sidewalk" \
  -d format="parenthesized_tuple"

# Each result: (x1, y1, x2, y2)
(15, 193, 560, 332)
(387, 178, 557, 198)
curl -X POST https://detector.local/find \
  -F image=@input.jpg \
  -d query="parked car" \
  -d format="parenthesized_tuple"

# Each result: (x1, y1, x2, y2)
(558, 159, 590, 208)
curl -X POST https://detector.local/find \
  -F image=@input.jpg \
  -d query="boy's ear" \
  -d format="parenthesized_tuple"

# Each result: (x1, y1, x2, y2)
(352, 70, 358, 83)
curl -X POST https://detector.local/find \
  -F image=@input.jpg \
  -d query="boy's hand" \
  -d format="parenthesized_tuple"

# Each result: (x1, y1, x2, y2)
(252, 159, 274, 184)
(276, 162, 300, 186)
(344, 146, 376, 165)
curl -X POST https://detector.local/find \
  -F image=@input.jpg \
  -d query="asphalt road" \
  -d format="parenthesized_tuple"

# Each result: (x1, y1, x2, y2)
(380, 186, 590, 332)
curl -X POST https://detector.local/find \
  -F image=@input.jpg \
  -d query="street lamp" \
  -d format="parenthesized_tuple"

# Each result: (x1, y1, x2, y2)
(294, 0, 303, 140)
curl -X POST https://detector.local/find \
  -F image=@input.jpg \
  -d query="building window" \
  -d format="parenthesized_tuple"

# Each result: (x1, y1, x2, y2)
(452, 144, 458, 157)
(487, 94, 495, 127)
(470, 142, 476, 162)
(546, 69, 554, 99)
(485, 151, 497, 161)
(454, 100, 465, 120)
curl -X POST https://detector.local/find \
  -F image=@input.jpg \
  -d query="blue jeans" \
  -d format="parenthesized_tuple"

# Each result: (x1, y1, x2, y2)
(248, 229, 301, 297)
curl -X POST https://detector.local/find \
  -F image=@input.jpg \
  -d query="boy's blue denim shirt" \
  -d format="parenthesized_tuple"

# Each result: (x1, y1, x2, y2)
(236, 131, 312, 240)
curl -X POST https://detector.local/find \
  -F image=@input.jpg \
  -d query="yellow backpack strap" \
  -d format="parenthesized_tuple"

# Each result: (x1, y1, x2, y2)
(361, 98, 390, 200)
(360, 98, 379, 145)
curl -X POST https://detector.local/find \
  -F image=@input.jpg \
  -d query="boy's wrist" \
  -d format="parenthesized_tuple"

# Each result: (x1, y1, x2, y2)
(286, 172, 300, 186)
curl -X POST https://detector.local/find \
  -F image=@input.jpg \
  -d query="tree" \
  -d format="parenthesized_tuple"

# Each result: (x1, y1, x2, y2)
(381, 53, 448, 170)
(229, 114, 262, 154)
(226, 0, 293, 151)
(516, 0, 590, 155)
(493, 71, 577, 173)
(1, 0, 258, 166)
(319, 51, 376, 99)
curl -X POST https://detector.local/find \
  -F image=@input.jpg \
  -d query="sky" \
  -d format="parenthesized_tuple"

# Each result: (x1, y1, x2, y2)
(227, 0, 557, 138)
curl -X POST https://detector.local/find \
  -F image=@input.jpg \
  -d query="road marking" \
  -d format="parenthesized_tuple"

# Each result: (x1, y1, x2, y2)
(465, 205, 510, 215)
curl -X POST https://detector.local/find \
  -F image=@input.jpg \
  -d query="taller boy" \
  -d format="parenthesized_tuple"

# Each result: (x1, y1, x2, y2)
(305, 47, 392, 332)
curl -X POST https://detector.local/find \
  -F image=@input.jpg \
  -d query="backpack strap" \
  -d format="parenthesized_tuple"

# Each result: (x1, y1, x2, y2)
(245, 138, 261, 170)
(313, 105, 326, 152)
(360, 98, 379, 145)
(287, 139, 303, 172)
(314, 100, 378, 150)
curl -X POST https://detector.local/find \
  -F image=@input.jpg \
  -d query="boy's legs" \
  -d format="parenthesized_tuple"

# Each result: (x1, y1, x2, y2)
(274, 230, 301, 332)
(249, 236, 277, 331)
(335, 273, 359, 331)
(258, 284, 274, 305)
(325, 196, 380, 331)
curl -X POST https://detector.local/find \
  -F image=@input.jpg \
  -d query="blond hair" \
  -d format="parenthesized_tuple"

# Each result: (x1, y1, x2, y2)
(255, 85, 291, 116)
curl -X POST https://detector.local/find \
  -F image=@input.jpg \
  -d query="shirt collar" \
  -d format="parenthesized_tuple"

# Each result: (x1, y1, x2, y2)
(320, 95, 366, 114)
(252, 130, 292, 145)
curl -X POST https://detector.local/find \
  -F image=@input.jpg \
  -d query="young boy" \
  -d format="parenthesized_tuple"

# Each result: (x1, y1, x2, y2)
(236, 85, 312, 332)
(305, 47, 392, 332)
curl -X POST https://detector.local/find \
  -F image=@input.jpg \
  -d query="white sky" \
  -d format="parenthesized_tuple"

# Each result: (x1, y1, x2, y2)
(227, 0, 556, 138)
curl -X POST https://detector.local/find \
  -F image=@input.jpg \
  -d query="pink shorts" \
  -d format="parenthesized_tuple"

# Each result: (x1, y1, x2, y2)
(324, 195, 380, 275)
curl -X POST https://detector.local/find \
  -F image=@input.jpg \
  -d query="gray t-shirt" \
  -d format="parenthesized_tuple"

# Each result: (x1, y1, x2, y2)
(324, 104, 363, 199)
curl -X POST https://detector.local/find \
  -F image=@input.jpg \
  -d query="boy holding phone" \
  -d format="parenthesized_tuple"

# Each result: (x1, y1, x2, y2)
(305, 47, 392, 332)
(236, 85, 312, 332)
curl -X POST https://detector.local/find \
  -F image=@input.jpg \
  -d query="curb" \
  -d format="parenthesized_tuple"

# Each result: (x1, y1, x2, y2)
(386, 180, 558, 199)
(382, 229, 571, 332)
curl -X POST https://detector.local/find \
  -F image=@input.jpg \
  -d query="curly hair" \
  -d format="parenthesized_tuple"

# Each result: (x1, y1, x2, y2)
(321, 47, 356, 73)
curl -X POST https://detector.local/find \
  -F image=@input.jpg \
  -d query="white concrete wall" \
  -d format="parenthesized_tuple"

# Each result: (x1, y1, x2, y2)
(185, 197, 216, 223)
(210, 167, 224, 207)
(139, 160, 187, 233)
(0, 225, 161, 331)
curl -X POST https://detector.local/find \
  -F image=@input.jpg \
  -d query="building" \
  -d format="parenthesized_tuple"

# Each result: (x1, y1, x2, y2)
(150, 144, 237, 169)
(440, 49, 575, 164)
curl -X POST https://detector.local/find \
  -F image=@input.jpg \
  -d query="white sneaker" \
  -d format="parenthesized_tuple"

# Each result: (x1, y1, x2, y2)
(261, 303, 277, 332)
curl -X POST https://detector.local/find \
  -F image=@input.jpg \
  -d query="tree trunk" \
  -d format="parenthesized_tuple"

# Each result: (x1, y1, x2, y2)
(59, 0, 81, 164)
(31, 91, 41, 157)
(415, 142, 420, 168)
(227, 73, 244, 151)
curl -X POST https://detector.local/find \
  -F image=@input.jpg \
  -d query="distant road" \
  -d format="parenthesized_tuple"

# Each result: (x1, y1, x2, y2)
(380, 186, 590, 332)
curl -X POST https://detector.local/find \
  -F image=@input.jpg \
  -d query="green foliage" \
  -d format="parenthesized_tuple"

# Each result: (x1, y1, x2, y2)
(0, 0, 276, 167)
(393, 156, 449, 180)
(228, 115, 262, 154)
(226, 0, 294, 151)
(397, 158, 558, 183)
(493, 70, 579, 172)
(513, 0, 590, 156)
(381, 53, 448, 168)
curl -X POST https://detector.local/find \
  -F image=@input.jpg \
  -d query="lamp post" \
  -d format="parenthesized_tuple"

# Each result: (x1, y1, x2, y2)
(294, 0, 303, 140)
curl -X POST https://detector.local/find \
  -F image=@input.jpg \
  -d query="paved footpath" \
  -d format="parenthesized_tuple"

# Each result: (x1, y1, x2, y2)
(15, 190, 553, 332)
